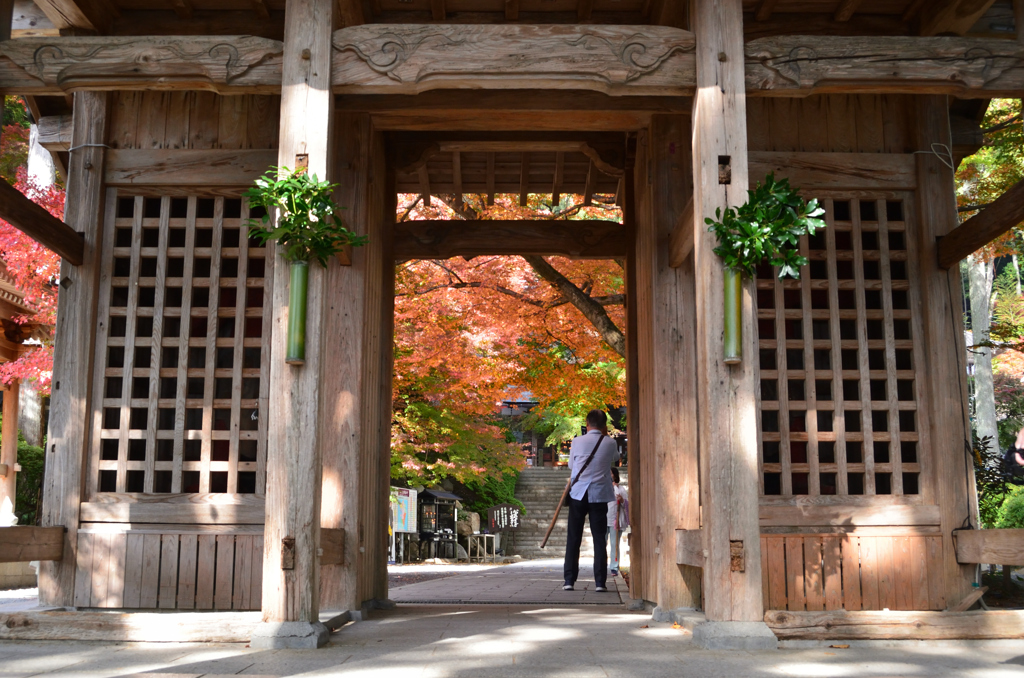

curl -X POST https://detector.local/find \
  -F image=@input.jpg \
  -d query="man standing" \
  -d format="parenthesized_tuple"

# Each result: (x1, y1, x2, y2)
(563, 409, 620, 592)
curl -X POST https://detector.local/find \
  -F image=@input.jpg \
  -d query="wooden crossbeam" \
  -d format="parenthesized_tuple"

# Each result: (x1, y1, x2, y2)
(583, 160, 596, 207)
(833, 0, 863, 22)
(251, 0, 271, 20)
(766, 609, 1024, 640)
(955, 528, 1024, 564)
(505, 0, 518, 20)
(34, 0, 116, 33)
(431, 0, 445, 21)
(37, 114, 72, 152)
(577, 0, 593, 21)
(0, 178, 83, 264)
(937, 178, 1024, 269)
(0, 526, 64, 563)
(417, 164, 431, 207)
(394, 219, 628, 259)
(170, 0, 193, 20)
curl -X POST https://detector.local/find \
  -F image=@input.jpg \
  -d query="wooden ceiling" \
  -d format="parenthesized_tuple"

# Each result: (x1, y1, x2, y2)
(11, 0, 1011, 38)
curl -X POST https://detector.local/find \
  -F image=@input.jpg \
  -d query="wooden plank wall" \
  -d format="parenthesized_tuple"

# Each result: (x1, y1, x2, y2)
(746, 95, 912, 154)
(108, 92, 280, 151)
(73, 527, 264, 610)
(761, 534, 944, 612)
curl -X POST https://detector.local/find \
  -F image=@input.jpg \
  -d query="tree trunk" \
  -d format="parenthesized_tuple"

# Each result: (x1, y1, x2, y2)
(968, 253, 998, 450)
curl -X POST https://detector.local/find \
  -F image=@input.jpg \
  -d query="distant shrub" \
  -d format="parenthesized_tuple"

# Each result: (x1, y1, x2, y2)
(996, 486, 1024, 529)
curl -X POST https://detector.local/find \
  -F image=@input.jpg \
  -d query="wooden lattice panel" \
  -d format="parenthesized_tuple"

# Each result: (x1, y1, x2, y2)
(756, 196, 923, 498)
(89, 194, 272, 498)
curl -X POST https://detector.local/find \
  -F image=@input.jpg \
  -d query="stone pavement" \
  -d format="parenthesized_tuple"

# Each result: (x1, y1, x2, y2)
(389, 558, 626, 605)
(1, 604, 1023, 677)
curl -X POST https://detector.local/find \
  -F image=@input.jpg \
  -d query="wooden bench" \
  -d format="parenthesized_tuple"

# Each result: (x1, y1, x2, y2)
(954, 528, 1024, 565)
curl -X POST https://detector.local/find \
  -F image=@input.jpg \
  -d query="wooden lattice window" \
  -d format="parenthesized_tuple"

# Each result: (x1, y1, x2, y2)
(756, 195, 922, 497)
(90, 194, 272, 496)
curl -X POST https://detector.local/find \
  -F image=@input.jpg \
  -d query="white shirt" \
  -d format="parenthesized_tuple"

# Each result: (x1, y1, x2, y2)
(567, 430, 620, 503)
(607, 484, 628, 530)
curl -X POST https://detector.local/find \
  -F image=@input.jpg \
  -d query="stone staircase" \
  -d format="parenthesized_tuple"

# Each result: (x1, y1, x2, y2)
(507, 467, 628, 560)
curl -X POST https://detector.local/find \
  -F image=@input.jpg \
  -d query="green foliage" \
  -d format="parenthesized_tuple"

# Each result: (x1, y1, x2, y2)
(460, 471, 525, 516)
(990, 265, 1024, 343)
(3, 96, 30, 128)
(244, 167, 367, 265)
(705, 173, 826, 279)
(973, 434, 1011, 528)
(996, 485, 1024, 529)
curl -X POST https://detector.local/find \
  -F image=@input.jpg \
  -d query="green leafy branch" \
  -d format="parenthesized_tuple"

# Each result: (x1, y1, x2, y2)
(244, 166, 368, 265)
(705, 173, 826, 279)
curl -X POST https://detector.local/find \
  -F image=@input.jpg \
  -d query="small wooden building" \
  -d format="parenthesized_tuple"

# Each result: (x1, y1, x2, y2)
(0, 0, 1020, 647)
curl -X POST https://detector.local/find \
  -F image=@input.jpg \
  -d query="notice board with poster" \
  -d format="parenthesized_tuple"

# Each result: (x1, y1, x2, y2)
(391, 487, 418, 533)
(488, 503, 522, 532)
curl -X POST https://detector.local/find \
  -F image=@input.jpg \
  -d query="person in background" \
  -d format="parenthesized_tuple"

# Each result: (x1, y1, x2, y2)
(607, 466, 629, 577)
(563, 409, 620, 592)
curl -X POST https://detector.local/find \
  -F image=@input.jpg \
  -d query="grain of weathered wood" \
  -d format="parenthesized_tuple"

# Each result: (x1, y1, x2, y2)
(841, 535, 862, 611)
(195, 534, 216, 610)
(955, 528, 1024, 565)
(79, 499, 265, 524)
(36, 114, 71, 152)
(393, 219, 628, 260)
(158, 534, 179, 609)
(784, 537, 805, 611)
(803, 537, 824, 611)
(0, 609, 262, 642)
(138, 533, 161, 609)
(675, 529, 704, 567)
(748, 152, 916, 192)
(746, 36, 1024, 99)
(176, 533, 198, 609)
(893, 536, 914, 610)
(760, 503, 941, 527)
(72, 531, 93, 607)
(860, 536, 880, 610)
(38, 91, 108, 608)
(0, 175, 82, 264)
(121, 533, 144, 608)
(692, 0, 762, 623)
(766, 609, 1024, 640)
(320, 527, 345, 566)
(232, 534, 252, 610)
(0, 36, 284, 94)
(822, 537, 843, 610)
(262, 0, 333, 626)
(332, 24, 696, 96)
(926, 535, 945, 610)
(104, 149, 275, 186)
(909, 536, 931, 610)
(667, 197, 693, 268)
(216, 534, 235, 610)
(766, 536, 787, 610)
(0, 525, 64, 562)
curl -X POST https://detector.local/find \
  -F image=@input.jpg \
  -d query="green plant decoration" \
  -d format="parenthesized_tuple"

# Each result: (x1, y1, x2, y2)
(705, 173, 826, 364)
(245, 166, 368, 365)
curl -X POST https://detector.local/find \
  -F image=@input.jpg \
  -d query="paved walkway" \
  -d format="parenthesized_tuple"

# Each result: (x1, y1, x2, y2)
(389, 559, 626, 605)
(1, 604, 1022, 677)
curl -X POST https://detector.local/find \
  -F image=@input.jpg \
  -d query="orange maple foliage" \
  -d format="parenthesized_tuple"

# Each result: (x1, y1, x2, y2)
(391, 192, 626, 484)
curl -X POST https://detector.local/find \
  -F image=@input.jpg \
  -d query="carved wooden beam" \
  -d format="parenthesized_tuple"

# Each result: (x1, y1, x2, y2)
(394, 219, 628, 259)
(0, 178, 83, 265)
(0, 36, 283, 94)
(937, 178, 1024, 269)
(331, 24, 697, 96)
(746, 36, 1024, 99)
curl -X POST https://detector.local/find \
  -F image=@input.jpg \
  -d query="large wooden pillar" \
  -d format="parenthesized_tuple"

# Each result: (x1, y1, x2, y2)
(38, 92, 108, 607)
(690, 0, 773, 646)
(255, 0, 335, 649)
(1, 379, 18, 517)
(913, 94, 977, 608)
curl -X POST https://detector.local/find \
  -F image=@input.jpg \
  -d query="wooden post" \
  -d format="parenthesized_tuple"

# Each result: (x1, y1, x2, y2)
(912, 95, 977, 610)
(255, 0, 334, 650)
(1, 379, 19, 518)
(38, 91, 108, 608)
(690, 0, 772, 645)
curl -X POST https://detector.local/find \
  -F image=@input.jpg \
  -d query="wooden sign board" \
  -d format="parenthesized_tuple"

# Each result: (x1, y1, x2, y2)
(488, 503, 522, 532)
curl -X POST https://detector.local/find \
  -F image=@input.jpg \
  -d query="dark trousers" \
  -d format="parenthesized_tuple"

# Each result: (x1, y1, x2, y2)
(563, 488, 609, 587)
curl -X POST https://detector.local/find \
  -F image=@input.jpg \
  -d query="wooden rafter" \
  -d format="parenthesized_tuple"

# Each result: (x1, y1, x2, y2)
(754, 0, 779, 21)
(251, 0, 271, 20)
(917, 0, 997, 36)
(937, 178, 1024, 269)
(34, 0, 117, 33)
(833, 0, 863, 22)
(504, 0, 518, 20)
(431, 0, 445, 21)
(552, 151, 564, 206)
(583, 160, 596, 207)
(0, 177, 83, 264)
(519, 152, 530, 207)
(394, 220, 628, 260)
(903, 0, 928, 21)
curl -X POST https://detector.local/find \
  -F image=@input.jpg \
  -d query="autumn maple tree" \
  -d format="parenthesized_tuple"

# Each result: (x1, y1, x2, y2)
(0, 97, 64, 391)
(391, 191, 627, 487)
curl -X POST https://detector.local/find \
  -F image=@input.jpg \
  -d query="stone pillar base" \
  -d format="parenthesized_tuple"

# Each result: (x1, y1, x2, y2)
(692, 621, 778, 650)
(250, 621, 329, 649)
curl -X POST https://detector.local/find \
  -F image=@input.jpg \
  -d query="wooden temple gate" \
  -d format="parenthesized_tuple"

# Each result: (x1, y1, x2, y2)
(0, 0, 1018, 646)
